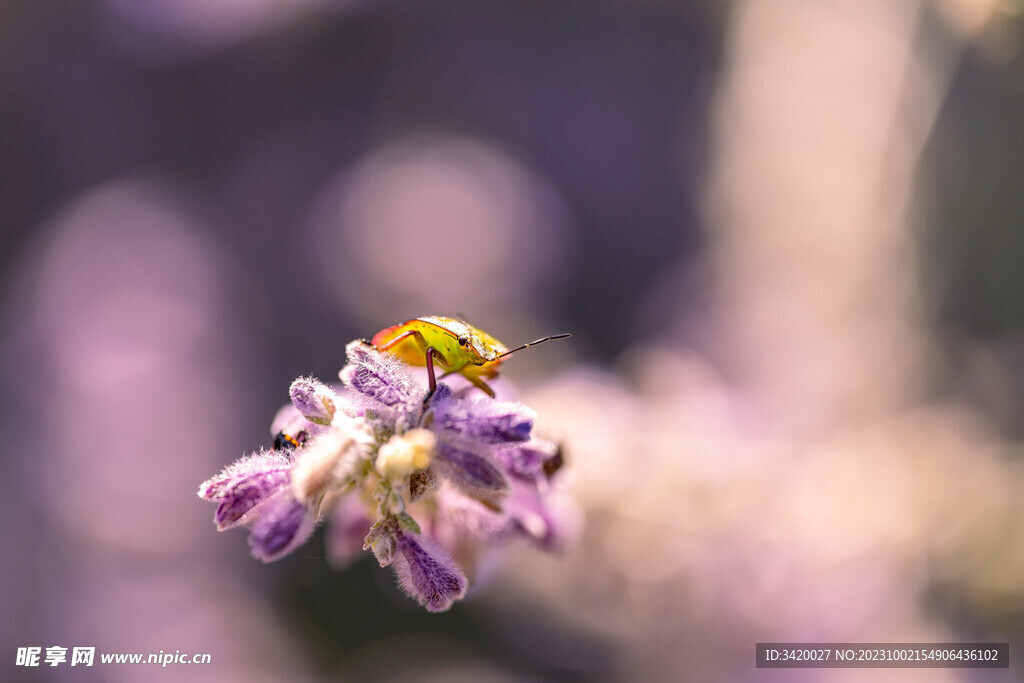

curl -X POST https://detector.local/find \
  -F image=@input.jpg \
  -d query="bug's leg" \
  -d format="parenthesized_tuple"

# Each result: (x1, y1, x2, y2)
(464, 374, 496, 398)
(437, 367, 496, 398)
(422, 347, 439, 404)
(375, 329, 421, 352)
(377, 330, 450, 368)
(440, 365, 498, 398)
(375, 330, 450, 402)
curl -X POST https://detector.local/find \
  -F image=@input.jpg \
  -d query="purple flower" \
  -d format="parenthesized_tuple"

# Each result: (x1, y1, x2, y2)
(361, 515, 466, 612)
(503, 476, 582, 551)
(394, 532, 467, 612)
(199, 337, 577, 612)
(248, 491, 316, 562)
(340, 356, 526, 502)
(288, 376, 339, 425)
(340, 341, 424, 412)
(432, 484, 509, 544)
(493, 437, 559, 479)
(198, 451, 316, 562)
(432, 474, 579, 553)
(326, 494, 373, 570)
(433, 442, 509, 501)
(198, 452, 293, 530)
(430, 394, 535, 443)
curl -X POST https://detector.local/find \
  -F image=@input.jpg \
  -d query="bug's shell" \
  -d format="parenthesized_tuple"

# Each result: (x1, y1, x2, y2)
(372, 317, 506, 368)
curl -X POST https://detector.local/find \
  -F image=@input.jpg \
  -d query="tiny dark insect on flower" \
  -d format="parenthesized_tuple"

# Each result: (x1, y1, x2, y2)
(272, 430, 308, 451)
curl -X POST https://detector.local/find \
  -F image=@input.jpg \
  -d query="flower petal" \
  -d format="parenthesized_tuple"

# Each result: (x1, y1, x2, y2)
(506, 478, 584, 552)
(433, 485, 510, 544)
(289, 376, 339, 425)
(247, 491, 316, 562)
(434, 442, 510, 500)
(290, 427, 371, 504)
(198, 451, 291, 499)
(493, 438, 559, 478)
(326, 494, 373, 570)
(393, 532, 467, 612)
(341, 341, 422, 407)
(270, 404, 314, 440)
(198, 452, 293, 530)
(431, 395, 535, 444)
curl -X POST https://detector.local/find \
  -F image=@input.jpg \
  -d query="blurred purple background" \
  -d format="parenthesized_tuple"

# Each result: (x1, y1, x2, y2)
(3, 1, 1024, 680)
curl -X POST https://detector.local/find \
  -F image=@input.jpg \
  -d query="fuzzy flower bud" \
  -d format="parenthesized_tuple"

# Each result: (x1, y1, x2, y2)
(341, 340, 422, 407)
(375, 428, 436, 481)
(290, 415, 374, 504)
(363, 518, 398, 567)
(434, 442, 509, 502)
(289, 376, 339, 425)
(248, 491, 316, 562)
(198, 452, 293, 530)
(394, 532, 468, 613)
(431, 396, 535, 443)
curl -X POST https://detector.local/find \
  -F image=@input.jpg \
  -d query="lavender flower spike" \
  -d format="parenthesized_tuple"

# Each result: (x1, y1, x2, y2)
(201, 333, 576, 612)
(393, 531, 468, 612)
(198, 451, 292, 530)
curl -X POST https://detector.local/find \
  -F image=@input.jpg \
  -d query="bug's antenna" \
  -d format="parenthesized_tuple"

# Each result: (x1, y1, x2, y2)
(497, 333, 572, 359)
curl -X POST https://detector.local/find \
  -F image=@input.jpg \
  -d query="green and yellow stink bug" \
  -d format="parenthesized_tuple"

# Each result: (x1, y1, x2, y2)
(371, 315, 570, 400)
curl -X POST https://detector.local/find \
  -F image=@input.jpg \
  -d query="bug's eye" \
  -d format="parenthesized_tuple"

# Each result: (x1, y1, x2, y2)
(457, 335, 470, 346)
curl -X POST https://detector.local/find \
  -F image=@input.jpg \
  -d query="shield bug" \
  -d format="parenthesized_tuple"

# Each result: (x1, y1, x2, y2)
(371, 315, 570, 400)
